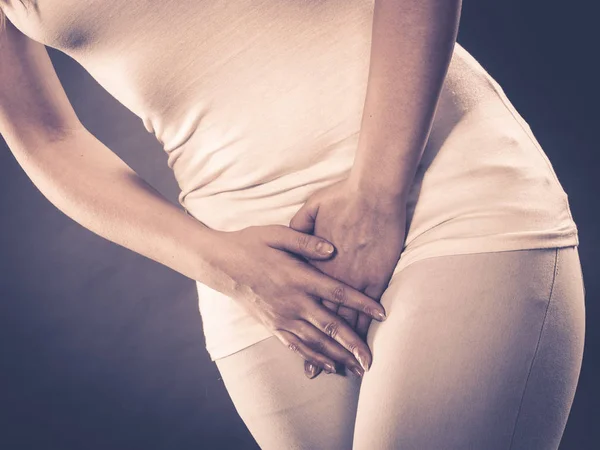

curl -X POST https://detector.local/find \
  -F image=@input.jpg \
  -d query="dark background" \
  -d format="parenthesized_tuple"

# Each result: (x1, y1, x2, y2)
(1, 1, 598, 449)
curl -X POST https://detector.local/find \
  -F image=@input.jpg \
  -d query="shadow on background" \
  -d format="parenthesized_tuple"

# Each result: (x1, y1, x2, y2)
(0, 1, 597, 449)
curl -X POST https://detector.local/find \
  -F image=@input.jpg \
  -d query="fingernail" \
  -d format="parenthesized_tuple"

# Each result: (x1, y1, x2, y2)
(354, 351, 370, 372)
(351, 366, 364, 377)
(305, 363, 317, 378)
(375, 310, 387, 321)
(316, 241, 334, 255)
(324, 363, 336, 374)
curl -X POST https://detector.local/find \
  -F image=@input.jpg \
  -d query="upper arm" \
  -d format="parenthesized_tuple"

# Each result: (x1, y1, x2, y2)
(0, 15, 82, 147)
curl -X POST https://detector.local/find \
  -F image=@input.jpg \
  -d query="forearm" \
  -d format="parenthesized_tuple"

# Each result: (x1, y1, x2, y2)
(4, 126, 217, 283)
(348, 0, 461, 200)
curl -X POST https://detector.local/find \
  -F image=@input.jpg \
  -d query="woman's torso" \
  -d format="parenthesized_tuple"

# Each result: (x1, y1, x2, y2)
(3, 0, 540, 227)
(3, 0, 579, 360)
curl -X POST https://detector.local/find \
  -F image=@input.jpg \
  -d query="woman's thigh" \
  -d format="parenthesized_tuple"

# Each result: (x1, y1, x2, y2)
(215, 335, 362, 450)
(353, 246, 586, 450)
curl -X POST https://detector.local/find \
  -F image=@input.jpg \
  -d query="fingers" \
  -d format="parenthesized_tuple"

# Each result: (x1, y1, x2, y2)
(302, 305, 373, 378)
(308, 272, 387, 321)
(303, 304, 372, 372)
(276, 329, 337, 374)
(304, 298, 338, 379)
(304, 300, 359, 379)
(266, 225, 336, 261)
(355, 312, 372, 340)
(293, 321, 365, 377)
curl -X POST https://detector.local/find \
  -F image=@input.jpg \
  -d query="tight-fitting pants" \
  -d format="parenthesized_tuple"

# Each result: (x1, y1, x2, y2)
(215, 246, 586, 450)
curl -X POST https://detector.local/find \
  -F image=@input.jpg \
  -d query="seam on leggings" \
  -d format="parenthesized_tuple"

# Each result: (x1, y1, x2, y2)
(507, 247, 560, 450)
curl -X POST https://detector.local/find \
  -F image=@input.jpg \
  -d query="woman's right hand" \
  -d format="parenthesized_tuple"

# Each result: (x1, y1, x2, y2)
(208, 224, 387, 376)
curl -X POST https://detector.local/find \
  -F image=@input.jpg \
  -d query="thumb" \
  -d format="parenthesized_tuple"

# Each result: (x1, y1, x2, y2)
(290, 200, 319, 233)
(267, 226, 335, 260)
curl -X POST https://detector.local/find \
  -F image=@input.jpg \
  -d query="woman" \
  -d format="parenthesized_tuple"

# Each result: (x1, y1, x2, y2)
(0, 0, 585, 449)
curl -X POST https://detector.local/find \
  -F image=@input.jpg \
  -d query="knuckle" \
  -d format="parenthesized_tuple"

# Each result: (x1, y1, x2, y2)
(271, 317, 287, 331)
(296, 233, 311, 251)
(268, 224, 285, 234)
(324, 321, 340, 339)
(291, 296, 310, 317)
(273, 316, 299, 333)
(287, 302, 302, 319)
(261, 224, 281, 242)
(287, 341, 300, 353)
(331, 285, 346, 305)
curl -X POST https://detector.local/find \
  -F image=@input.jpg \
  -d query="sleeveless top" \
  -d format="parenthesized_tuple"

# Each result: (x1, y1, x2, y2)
(3, 0, 579, 360)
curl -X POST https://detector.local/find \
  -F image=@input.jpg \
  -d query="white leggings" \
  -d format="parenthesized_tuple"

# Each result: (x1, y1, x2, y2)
(215, 246, 585, 450)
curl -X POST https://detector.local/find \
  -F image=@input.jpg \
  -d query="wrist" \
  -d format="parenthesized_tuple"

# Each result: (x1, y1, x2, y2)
(179, 218, 230, 284)
(346, 170, 412, 208)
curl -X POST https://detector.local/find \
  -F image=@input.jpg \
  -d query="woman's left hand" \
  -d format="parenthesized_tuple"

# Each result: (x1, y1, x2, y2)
(289, 179, 408, 378)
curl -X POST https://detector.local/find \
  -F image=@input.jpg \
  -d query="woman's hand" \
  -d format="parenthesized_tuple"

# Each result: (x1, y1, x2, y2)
(208, 224, 388, 375)
(289, 179, 407, 378)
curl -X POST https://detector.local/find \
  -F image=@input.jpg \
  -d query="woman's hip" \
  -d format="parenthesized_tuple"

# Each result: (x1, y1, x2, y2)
(355, 245, 585, 449)
(214, 246, 586, 449)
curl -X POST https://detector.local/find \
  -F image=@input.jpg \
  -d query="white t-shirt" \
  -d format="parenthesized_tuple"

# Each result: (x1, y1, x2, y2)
(4, 0, 578, 360)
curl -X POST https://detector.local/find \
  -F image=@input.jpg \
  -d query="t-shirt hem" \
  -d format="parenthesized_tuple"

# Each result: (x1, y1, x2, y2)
(204, 229, 579, 362)
(206, 327, 274, 362)
(393, 230, 579, 276)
